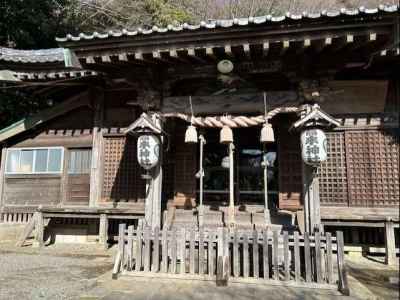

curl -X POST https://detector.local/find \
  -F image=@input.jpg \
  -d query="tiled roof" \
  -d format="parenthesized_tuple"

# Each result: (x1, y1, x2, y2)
(56, 4, 399, 42)
(0, 47, 65, 63)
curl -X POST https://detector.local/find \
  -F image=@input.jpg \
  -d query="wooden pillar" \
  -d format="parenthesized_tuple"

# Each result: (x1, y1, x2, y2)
(263, 145, 271, 224)
(385, 220, 397, 266)
(302, 163, 321, 233)
(0, 147, 7, 215)
(89, 87, 105, 207)
(228, 143, 235, 227)
(99, 213, 109, 249)
(198, 135, 205, 227)
(144, 114, 163, 229)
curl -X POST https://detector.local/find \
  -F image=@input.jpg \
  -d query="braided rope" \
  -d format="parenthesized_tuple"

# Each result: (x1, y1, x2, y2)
(163, 106, 299, 128)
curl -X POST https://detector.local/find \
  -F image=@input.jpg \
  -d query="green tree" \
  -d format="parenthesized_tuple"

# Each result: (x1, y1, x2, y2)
(0, 0, 81, 49)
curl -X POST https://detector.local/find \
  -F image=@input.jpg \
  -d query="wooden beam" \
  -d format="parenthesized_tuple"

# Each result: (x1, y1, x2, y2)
(313, 37, 332, 53)
(262, 42, 270, 57)
(206, 47, 216, 60)
(101, 55, 111, 63)
(296, 39, 311, 55)
(369, 33, 377, 42)
(187, 48, 206, 63)
(331, 34, 354, 52)
(15, 216, 36, 247)
(152, 50, 171, 63)
(243, 43, 251, 59)
(168, 49, 188, 63)
(118, 53, 128, 61)
(134, 52, 145, 61)
(163, 91, 297, 114)
(280, 40, 290, 56)
(224, 45, 233, 58)
(85, 56, 95, 64)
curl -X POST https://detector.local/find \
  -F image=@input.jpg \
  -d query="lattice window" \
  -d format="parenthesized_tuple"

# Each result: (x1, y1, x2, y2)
(318, 132, 348, 206)
(102, 136, 145, 202)
(345, 130, 399, 207)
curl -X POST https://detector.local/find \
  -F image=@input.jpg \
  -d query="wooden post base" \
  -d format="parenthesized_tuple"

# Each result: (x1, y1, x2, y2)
(385, 221, 397, 266)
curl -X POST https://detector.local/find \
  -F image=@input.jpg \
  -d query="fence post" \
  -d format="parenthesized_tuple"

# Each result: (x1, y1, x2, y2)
(119, 223, 126, 270)
(127, 225, 134, 271)
(216, 227, 229, 286)
(112, 223, 126, 279)
(336, 231, 350, 296)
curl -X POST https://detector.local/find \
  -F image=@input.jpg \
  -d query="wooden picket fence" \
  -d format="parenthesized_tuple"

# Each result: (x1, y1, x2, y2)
(112, 223, 349, 294)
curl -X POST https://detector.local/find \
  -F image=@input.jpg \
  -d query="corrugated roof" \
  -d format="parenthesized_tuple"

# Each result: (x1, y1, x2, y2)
(56, 4, 399, 42)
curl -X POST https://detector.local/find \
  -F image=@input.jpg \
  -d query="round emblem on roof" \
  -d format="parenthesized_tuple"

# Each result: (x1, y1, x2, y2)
(217, 59, 234, 74)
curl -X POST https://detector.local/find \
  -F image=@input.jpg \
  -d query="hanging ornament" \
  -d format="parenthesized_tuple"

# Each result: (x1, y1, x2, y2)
(260, 92, 275, 143)
(184, 96, 198, 143)
(185, 124, 198, 143)
(220, 125, 233, 144)
(260, 122, 275, 143)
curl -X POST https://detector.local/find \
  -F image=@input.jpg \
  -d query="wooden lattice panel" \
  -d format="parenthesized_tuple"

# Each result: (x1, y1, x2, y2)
(102, 136, 145, 202)
(345, 130, 399, 207)
(319, 132, 348, 206)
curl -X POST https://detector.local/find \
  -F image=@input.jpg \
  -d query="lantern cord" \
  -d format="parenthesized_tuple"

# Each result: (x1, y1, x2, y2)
(189, 95, 194, 124)
(263, 92, 268, 123)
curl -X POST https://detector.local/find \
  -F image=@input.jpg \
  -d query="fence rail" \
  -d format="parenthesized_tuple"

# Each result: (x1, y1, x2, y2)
(113, 223, 349, 294)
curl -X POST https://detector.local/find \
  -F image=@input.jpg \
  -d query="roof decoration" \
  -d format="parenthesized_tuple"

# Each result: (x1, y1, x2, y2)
(0, 47, 81, 67)
(56, 4, 399, 42)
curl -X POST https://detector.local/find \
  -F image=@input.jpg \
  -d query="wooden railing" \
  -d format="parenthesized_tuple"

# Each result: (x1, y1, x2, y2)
(113, 223, 349, 295)
(0, 212, 34, 224)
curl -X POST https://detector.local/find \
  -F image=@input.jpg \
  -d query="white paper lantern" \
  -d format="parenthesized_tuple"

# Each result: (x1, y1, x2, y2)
(137, 134, 160, 170)
(300, 128, 328, 165)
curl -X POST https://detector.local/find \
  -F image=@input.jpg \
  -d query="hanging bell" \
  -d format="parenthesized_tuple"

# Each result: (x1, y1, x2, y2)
(185, 125, 198, 143)
(220, 125, 233, 144)
(260, 122, 275, 143)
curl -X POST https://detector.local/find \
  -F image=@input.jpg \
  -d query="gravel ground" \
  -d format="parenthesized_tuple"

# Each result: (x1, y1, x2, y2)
(0, 242, 114, 300)
(0, 241, 398, 300)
